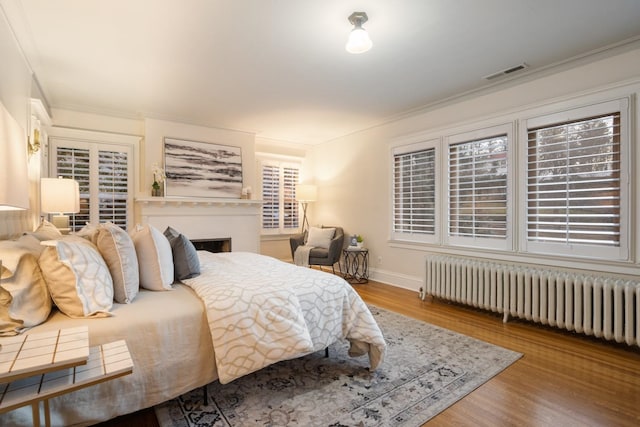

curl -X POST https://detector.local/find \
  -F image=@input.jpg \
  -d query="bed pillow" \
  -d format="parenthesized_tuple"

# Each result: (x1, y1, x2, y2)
(27, 219, 63, 241)
(164, 226, 200, 281)
(95, 222, 139, 303)
(39, 236, 113, 318)
(306, 227, 336, 249)
(0, 285, 23, 336)
(75, 222, 100, 243)
(0, 236, 52, 335)
(130, 224, 174, 291)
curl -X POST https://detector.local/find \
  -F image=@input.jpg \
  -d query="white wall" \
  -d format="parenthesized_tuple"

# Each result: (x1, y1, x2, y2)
(143, 118, 256, 196)
(0, 7, 35, 238)
(0, 8, 30, 130)
(307, 46, 640, 291)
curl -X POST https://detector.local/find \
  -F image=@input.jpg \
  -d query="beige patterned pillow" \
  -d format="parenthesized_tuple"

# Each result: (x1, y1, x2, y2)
(29, 219, 63, 241)
(95, 222, 139, 303)
(0, 236, 52, 335)
(39, 236, 113, 318)
(129, 224, 174, 291)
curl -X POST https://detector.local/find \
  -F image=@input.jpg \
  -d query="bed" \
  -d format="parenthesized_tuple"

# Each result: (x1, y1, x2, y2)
(0, 224, 386, 426)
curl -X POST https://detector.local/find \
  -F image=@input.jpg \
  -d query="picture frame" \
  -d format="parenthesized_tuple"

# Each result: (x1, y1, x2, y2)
(163, 137, 243, 198)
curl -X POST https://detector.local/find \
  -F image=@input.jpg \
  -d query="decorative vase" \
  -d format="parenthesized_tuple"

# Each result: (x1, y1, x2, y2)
(152, 185, 164, 197)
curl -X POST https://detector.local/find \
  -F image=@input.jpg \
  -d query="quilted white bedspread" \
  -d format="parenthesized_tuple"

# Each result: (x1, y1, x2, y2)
(182, 251, 386, 384)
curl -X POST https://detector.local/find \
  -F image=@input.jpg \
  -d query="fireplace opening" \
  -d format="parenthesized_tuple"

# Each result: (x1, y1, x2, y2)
(190, 238, 231, 253)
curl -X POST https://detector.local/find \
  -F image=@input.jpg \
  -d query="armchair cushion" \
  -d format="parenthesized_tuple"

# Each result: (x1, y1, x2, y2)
(306, 227, 335, 249)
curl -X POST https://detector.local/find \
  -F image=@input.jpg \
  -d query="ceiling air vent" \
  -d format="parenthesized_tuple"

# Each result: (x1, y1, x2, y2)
(483, 63, 529, 80)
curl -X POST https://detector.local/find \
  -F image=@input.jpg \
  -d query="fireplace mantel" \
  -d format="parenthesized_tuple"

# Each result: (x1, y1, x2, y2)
(134, 197, 263, 252)
(135, 197, 262, 208)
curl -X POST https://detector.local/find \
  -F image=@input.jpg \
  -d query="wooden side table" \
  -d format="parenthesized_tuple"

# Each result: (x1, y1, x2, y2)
(0, 327, 133, 427)
(342, 248, 369, 284)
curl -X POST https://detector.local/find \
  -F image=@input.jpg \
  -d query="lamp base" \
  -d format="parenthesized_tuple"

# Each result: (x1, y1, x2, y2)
(51, 214, 71, 234)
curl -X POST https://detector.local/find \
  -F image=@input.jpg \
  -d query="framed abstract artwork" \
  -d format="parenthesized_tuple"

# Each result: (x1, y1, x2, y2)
(163, 137, 243, 198)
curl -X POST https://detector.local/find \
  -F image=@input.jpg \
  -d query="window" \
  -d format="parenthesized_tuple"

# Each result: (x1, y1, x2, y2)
(50, 131, 136, 231)
(391, 140, 438, 243)
(446, 124, 512, 250)
(523, 98, 629, 260)
(260, 158, 301, 234)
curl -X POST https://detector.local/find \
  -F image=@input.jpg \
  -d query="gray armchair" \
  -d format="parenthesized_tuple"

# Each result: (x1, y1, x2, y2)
(290, 226, 344, 274)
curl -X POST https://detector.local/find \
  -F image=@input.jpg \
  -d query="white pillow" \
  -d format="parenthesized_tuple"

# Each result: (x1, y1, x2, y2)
(129, 224, 174, 291)
(39, 236, 113, 318)
(306, 227, 336, 249)
(0, 236, 52, 335)
(95, 222, 139, 303)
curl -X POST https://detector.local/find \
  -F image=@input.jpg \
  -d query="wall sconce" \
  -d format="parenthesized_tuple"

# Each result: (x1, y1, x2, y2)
(41, 177, 80, 232)
(28, 128, 41, 157)
(346, 12, 372, 54)
(296, 184, 317, 233)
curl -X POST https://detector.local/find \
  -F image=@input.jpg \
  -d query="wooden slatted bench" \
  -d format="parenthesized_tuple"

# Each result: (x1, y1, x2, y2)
(0, 327, 133, 427)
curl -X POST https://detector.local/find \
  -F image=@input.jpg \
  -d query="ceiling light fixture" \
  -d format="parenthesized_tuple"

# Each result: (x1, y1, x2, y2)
(345, 12, 372, 54)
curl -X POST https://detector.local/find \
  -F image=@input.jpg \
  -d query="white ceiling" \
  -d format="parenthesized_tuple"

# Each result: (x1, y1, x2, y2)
(4, 0, 640, 144)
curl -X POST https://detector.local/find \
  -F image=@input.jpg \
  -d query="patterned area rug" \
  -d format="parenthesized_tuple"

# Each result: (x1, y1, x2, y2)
(155, 306, 521, 426)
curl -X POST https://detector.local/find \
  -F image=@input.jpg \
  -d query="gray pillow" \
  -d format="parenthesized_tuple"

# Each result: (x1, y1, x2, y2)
(163, 227, 201, 281)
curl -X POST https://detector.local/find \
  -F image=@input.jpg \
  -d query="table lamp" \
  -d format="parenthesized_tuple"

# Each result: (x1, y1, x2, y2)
(41, 177, 80, 232)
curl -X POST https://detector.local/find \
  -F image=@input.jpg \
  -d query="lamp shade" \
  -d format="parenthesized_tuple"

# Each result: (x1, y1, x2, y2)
(41, 178, 80, 214)
(0, 100, 29, 210)
(296, 184, 317, 202)
(346, 28, 372, 54)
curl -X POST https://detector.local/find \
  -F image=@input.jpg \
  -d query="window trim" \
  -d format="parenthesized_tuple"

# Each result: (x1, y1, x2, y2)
(48, 127, 139, 230)
(518, 97, 630, 261)
(257, 155, 303, 235)
(390, 138, 440, 244)
(444, 123, 514, 251)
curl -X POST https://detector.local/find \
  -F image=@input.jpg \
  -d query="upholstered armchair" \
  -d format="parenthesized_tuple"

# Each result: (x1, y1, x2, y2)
(290, 226, 345, 274)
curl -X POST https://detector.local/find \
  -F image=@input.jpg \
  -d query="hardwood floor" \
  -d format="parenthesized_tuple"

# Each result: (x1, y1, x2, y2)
(96, 280, 640, 426)
(356, 281, 640, 427)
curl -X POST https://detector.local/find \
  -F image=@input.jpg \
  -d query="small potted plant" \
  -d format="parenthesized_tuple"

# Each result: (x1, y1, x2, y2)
(356, 235, 364, 248)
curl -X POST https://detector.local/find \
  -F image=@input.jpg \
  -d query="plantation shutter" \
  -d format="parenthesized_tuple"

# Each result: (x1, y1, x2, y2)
(392, 147, 436, 237)
(98, 150, 129, 229)
(448, 134, 508, 239)
(260, 160, 301, 233)
(55, 147, 91, 231)
(527, 113, 621, 247)
(282, 167, 299, 230)
(261, 165, 280, 230)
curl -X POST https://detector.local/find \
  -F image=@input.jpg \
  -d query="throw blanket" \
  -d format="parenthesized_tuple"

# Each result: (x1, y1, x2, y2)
(293, 244, 313, 267)
(182, 251, 386, 384)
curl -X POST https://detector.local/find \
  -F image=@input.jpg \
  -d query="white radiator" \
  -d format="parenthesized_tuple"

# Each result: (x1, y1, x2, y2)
(424, 254, 640, 347)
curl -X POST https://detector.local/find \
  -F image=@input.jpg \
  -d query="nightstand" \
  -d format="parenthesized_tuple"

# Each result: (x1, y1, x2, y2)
(342, 247, 369, 284)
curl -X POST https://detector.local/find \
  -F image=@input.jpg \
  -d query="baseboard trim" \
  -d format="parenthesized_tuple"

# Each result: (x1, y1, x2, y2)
(368, 268, 422, 292)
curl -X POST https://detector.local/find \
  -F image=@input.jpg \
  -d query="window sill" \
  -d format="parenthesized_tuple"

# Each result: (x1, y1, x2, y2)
(261, 233, 300, 241)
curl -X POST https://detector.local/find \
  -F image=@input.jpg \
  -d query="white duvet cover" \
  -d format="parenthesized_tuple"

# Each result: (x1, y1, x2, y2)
(182, 251, 386, 384)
